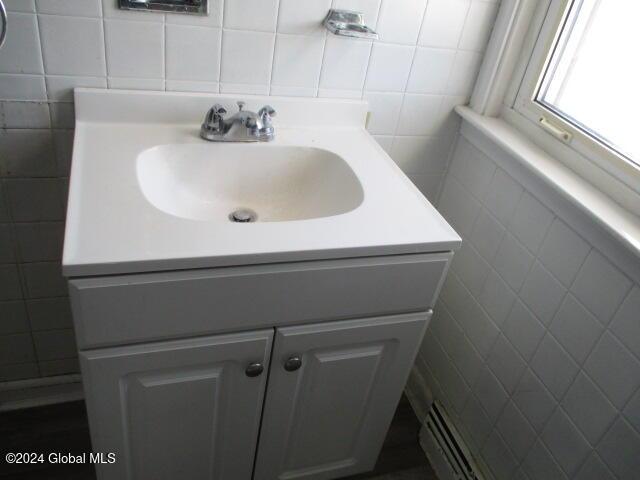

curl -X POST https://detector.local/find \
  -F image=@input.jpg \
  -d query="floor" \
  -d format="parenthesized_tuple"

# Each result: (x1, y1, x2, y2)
(0, 395, 437, 480)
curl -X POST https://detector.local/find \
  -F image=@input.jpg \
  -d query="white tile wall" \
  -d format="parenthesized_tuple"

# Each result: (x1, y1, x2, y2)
(415, 134, 640, 480)
(0, 0, 498, 381)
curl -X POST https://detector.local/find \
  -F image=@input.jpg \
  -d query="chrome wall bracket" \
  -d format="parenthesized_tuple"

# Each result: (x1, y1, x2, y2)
(323, 9, 378, 40)
(118, 0, 208, 15)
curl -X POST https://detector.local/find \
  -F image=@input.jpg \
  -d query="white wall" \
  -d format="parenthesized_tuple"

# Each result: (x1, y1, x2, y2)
(413, 124, 640, 480)
(0, 0, 498, 381)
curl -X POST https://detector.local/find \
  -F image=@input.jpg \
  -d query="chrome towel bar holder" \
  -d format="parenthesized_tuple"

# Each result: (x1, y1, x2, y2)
(0, 0, 7, 49)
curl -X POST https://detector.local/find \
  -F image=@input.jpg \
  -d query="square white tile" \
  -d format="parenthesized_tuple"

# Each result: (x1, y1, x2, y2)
(481, 431, 519, 480)
(446, 50, 483, 99)
(320, 36, 372, 90)
(271, 34, 324, 88)
(33, 329, 76, 361)
(0, 74, 46, 100)
(22, 262, 68, 298)
(458, 0, 498, 52)
(459, 394, 492, 449)
(570, 250, 632, 324)
(562, 372, 617, 446)
(496, 401, 536, 461)
(584, 332, 640, 409)
(166, 25, 221, 81)
(0, 13, 43, 74)
(538, 219, 591, 288)
(550, 294, 602, 364)
(105, 20, 164, 78)
(27, 297, 73, 330)
(0, 301, 29, 335)
(0, 129, 56, 177)
(530, 334, 579, 401)
(418, 0, 469, 48)
(575, 453, 616, 480)
(15, 222, 64, 262)
(596, 418, 640, 480)
(39, 16, 106, 76)
(390, 135, 451, 174)
(0, 333, 36, 364)
(4, 178, 65, 222)
(396, 94, 444, 136)
(0, 264, 23, 301)
(512, 370, 557, 432)
(541, 408, 591, 476)
(364, 43, 414, 92)
(474, 367, 509, 421)
(406, 47, 456, 95)
(377, 0, 428, 45)
(221, 30, 274, 86)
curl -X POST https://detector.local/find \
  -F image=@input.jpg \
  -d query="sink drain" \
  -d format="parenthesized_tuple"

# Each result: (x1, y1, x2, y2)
(230, 208, 257, 223)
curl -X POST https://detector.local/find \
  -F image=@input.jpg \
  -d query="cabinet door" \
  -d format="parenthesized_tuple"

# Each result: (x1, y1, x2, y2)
(79, 330, 273, 480)
(253, 312, 430, 480)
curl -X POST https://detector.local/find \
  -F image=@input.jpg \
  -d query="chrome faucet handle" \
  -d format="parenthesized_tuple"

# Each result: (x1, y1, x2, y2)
(203, 104, 227, 126)
(237, 101, 246, 112)
(258, 105, 276, 125)
(201, 104, 227, 139)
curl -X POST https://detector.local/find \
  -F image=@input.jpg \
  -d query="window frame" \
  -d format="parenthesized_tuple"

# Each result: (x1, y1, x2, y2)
(509, 0, 640, 194)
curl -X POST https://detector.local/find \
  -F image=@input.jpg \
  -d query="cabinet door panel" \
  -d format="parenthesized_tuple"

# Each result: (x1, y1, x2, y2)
(80, 330, 273, 480)
(254, 312, 430, 480)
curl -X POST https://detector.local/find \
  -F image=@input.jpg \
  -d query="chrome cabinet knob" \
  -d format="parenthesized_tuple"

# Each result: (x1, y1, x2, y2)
(284, 356, 302, 372)
(245, 363, 264, 377)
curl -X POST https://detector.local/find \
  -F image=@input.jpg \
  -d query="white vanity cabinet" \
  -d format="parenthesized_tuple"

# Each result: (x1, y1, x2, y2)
(70, 254, 448, 480)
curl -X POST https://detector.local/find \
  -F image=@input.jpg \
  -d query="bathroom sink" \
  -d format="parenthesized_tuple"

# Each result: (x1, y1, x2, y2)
(137, 144, 363, 222)
(63, 89, 460, 276)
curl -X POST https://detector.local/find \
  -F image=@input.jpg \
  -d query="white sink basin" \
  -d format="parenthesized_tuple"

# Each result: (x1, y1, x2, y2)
(63, 89, 460, 276)
(137, 144, 363, 222)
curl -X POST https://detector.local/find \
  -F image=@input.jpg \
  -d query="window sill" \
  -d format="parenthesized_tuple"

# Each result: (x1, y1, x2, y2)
(455, 105, 640, 262)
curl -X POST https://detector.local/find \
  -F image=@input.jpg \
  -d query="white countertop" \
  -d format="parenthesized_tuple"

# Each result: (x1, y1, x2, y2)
(63, 89, 460, 277)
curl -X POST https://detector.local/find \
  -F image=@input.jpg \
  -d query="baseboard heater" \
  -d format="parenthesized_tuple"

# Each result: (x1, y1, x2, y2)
(420, 401, 486, 480)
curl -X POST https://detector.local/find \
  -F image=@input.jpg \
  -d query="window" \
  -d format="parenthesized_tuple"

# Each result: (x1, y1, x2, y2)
(512, 0, 640, 188)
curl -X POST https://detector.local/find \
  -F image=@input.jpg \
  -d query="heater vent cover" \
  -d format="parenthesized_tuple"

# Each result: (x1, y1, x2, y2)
(420, 401, 486, 480)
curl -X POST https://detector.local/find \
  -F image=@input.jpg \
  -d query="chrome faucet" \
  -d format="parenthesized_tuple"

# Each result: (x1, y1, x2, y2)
(200, 101, 276, 142)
